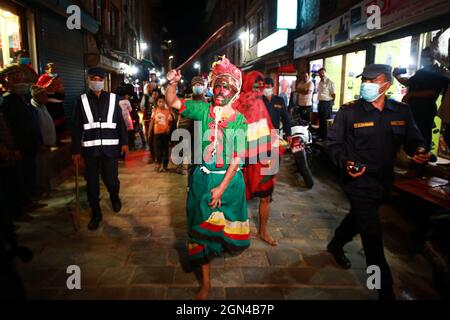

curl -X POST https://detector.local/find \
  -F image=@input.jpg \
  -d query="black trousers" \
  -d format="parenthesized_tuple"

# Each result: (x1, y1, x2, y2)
(410, 101, 436, 150)
(0, 166, 22, 220)
(293, 106, 312, 124)
(332, 193, 393, 288)
(318, 100, 333, 139)
(154, 133, 170, 168)
(83, 155, 120, 215)
(17, 152, 37, 207)
(148, 125, 155, 158)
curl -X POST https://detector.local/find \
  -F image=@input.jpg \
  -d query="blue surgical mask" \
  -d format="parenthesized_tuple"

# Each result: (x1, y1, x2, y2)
(360, 82, 386, 102)
(192, 85, 204, 95)
(89, 80, 105, 92)
(19, 57, 31, 65)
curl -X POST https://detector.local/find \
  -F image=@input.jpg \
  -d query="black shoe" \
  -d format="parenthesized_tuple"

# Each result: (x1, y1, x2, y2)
(111, 196, 122, 213)
(88, 214, 102, 230)
(327, 241, 352, 269)
(378, 287, 396, 300)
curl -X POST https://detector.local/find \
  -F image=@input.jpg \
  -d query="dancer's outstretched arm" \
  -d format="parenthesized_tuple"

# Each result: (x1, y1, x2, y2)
(166, 69, 182, 110)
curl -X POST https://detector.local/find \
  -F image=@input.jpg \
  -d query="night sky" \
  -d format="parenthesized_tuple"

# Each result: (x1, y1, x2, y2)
(162, 0, 208, 79)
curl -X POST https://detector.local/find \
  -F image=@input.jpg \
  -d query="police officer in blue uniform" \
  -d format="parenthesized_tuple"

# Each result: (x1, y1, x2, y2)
(326, 64, 430, 300)
(71, 67, 128, 230)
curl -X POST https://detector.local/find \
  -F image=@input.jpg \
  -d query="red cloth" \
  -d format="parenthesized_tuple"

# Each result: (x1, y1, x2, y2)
(234, 71, 285, 199)
(36, 73, 52, 87)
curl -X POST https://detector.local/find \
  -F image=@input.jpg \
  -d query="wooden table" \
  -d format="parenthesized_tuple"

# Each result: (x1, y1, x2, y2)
(393, 177, 450, 210)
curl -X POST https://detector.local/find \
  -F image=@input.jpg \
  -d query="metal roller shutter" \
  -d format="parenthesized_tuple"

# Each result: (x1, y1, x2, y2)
(38, 11, 85, 119)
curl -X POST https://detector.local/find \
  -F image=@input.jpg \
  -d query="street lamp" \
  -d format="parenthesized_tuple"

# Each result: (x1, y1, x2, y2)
(239, 31, 248, 41)
(140, 42, 148, 51)
(130, 65, 138, 75)
(194, 61, 201, 75)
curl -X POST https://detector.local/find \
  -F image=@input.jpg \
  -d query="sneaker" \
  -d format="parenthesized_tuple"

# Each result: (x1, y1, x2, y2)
(155, 165, 161, 172)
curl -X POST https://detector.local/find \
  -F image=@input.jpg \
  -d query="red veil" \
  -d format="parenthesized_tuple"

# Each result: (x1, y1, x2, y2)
(233, 71, 284, 200)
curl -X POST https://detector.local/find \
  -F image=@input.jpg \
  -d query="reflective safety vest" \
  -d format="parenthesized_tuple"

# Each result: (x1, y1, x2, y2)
(80, 93, 119, 148)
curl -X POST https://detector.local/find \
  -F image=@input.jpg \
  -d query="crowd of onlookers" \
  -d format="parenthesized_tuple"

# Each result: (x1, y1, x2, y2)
(0, 51, 65, 229)
(0, 51, 63, 298)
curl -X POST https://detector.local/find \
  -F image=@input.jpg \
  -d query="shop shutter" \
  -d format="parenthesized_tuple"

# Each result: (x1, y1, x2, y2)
(38, 11, 85, 119)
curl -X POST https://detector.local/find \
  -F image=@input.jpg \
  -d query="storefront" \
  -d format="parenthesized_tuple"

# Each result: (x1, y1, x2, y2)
(293, 0, 450, 154)
(36, 9, 85, 118)
(0, 1, 38, 72)
(0, 5, 22, 68)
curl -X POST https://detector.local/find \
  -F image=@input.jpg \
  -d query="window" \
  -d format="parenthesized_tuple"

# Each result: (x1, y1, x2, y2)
(0, 8, 21, 68)
(343, 51, 366, 104)
(257, 11, 264, 41)
(375, 36, 412, 102)
(94, 0, 102, 24)
(111, 6, 118, 38)
(324, 55, 343, 111)
(248, 17, 257, 47)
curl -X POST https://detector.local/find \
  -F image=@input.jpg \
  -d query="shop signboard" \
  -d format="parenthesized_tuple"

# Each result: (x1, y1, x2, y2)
(294, 13, 349, 59)
(349, 0, 450, 39)
(293, 31, 316, 59)
(295, 0, 450, 59)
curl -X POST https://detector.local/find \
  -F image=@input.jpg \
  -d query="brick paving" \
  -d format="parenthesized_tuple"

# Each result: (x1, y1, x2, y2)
(14, 149, 440, 300)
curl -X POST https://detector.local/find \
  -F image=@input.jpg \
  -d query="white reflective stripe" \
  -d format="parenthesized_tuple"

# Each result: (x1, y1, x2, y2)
(107, 93, 116, 124)
(83, 122, 117, 130)
(82, 139, 120, 147)
(80, 94, 94, 125)
(199, 166, 240, 175)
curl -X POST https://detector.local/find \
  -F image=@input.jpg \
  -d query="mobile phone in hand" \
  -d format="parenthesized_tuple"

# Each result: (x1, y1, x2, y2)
(349, 162, 365, 174)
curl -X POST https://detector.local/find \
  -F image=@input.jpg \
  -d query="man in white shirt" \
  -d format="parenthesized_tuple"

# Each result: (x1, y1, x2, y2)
(293, 71, 314, 123)
(317, 68, 336, 140)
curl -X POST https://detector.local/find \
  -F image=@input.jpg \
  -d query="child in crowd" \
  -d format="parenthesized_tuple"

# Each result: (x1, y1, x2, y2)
(150, 95, 172, 172)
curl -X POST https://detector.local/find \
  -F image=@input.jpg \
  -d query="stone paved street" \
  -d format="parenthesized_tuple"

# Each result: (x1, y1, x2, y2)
(14, 149, 440, 300)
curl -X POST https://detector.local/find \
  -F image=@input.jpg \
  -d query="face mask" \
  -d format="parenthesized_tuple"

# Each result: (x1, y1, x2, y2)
(263, 88, 273, 97)
(49, 73, 58, 78)
(89, 80, 104, 92)
(192, 85, 204, 95)
(11, 83, 30, 95)
(360, 82, 386, 102)
(19, 57, 31, 65)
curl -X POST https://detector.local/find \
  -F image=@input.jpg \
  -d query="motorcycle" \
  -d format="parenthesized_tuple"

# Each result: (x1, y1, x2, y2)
(290, 120, 314, 189)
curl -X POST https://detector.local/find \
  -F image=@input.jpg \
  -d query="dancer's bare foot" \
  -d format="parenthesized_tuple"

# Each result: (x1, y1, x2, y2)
(194, 283, 211, 300)
(257, 233, 278, 246)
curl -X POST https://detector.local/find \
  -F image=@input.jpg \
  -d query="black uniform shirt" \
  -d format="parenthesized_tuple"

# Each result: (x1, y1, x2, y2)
(262, 95, 292, 136)
(327, 98, 426, 198)
(71, 90, 128, 158)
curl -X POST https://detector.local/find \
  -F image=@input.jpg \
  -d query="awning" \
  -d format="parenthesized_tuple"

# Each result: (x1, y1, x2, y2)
(22, 0, 99, 34)
(142, 58, 156, 69)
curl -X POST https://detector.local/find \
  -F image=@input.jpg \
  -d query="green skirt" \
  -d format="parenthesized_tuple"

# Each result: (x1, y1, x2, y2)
(186, 166, 250, 265)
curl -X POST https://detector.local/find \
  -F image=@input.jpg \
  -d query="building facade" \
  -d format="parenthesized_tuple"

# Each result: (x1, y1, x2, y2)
(0, 0, 161, 120)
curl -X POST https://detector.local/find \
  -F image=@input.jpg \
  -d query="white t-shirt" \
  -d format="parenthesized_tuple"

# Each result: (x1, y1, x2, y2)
(317, 77, 335, 102)
(297, 80, 314, 107)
